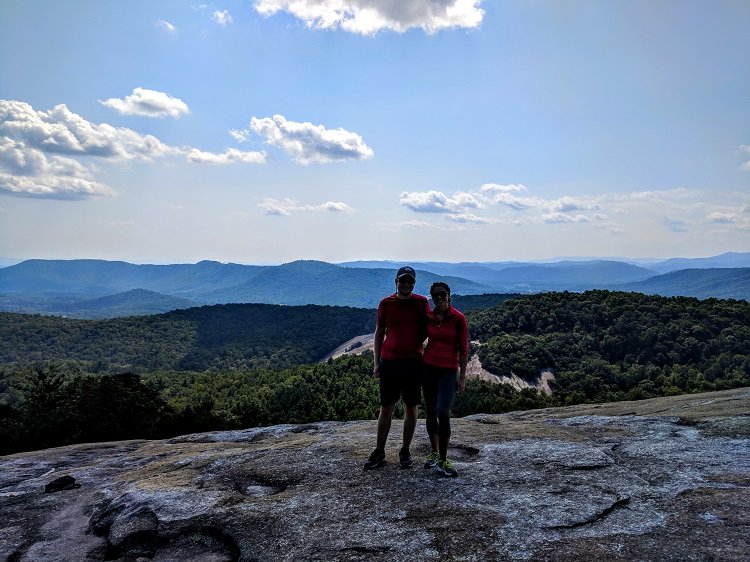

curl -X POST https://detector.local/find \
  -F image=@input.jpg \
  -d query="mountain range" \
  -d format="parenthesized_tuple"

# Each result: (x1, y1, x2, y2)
(0, 252, 748, 317)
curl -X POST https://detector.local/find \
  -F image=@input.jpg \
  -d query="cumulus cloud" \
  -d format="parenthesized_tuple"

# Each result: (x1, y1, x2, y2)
(156, 19, 176, 33)
(186, 148, 267, 164)
(479, 183, 526, 195)
(259, 197, 354, 215)
(254, 0, 484, 35)
(542, 212, 589, 224)
(706, 211, 738, 224)
(0, 99, 266, 199)
(101, 88, 190, 119)
(250, 114, 374, 164)
(0, 137, 114, 198)
(446, 213, 490, 224)
(547, 196, 600, 213)
(0, 99, 176, 161)
(229, 129, 249, 142)
(399, 190, 480, 213)
(477, 183, 539, 210)
(400, 183, 605, 227)
(212, 10, 233, 25)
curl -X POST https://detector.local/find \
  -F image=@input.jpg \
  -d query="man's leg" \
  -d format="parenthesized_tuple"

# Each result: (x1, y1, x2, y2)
(376, 403, 395, 450)
(402, 404, 418, 450)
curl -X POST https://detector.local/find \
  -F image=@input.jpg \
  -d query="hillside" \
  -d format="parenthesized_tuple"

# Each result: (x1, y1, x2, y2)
(0, 303, 375, 372)
(613, 267, 750, 300)
(1, 388, 747, 561)
(469, 290, 750, 402)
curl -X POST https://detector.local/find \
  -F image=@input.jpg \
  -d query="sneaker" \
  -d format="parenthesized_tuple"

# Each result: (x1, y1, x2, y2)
(399, 447, 413, 469)
(423, 451, 439, 469)
(364, 448, 386, 470)
(435, 458, 458, 477)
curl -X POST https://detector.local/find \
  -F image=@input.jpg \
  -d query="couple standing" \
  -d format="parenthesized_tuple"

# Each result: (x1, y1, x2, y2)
(364, 266, 469, 477)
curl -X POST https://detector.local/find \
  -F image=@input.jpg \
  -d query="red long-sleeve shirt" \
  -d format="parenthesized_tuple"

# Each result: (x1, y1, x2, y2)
(376, 293, 429, 360)
(422, 305, 469, 370)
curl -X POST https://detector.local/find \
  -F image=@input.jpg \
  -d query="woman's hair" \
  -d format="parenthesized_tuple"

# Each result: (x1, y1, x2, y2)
(429, 281, 451, 295)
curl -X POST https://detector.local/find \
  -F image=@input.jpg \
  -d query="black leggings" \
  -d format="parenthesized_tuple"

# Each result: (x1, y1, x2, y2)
(422, 363, 458, 438)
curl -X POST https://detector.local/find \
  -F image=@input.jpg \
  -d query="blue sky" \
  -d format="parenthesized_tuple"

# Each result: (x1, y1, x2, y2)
(1, 0, 748, 264)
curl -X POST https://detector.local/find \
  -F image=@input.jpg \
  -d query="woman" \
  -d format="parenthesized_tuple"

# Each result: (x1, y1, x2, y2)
(422, 281, 468, 477)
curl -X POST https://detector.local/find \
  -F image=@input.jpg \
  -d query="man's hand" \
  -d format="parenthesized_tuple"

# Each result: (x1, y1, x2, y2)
(457, 377, 466, 393)
(372, 364, 380, 378)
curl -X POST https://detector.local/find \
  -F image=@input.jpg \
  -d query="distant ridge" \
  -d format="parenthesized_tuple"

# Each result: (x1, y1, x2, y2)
(0, 253, 747, 318)
(613, 268, 750, 300)
(646, 252, 750, 274)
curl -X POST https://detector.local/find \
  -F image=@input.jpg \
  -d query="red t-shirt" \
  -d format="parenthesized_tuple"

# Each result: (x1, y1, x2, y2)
(422, 305, 469, 370)
(377, 293, 429, 360)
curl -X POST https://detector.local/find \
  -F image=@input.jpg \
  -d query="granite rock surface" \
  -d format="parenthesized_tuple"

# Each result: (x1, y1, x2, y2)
(1, 388, 748, 561)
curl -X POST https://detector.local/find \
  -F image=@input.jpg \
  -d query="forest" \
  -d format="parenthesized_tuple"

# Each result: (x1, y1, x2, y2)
(1, 291, 748, 454)
(0, 303, 375, 372)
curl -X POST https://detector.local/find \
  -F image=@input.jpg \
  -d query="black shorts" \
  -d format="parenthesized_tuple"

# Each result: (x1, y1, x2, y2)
(379, 358, 422, 407)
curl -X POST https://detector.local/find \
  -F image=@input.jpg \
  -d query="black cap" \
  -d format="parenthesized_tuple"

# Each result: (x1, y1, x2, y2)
(396, 265, 416, 279)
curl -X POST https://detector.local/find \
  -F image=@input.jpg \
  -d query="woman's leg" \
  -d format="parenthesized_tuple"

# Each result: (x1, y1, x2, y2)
(422, 365, 439, 452)
(436, 369, 458, 460)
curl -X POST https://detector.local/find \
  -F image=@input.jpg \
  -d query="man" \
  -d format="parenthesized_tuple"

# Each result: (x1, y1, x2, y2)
(364, 265, 429, 470)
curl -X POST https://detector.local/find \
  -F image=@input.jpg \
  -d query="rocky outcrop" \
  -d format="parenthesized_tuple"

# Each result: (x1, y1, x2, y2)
(1, 388, 748, 561)
(321, 335, 555, 394)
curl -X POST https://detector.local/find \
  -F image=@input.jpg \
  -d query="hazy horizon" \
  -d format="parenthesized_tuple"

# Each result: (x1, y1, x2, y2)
(1, 250, 748, 269)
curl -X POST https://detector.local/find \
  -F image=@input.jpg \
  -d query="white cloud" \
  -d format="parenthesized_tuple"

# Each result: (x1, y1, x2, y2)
(317, 201, 354, 212)
(706, 211, 738, 224)
(0, 137, 114, 198)
(254, 0, 484, 35)
(187, 148, 267, 164)
(477, 184, 539, 210)
(542, 212, 589, 224)
(399, 190, 480, 213)
(156, 19, 176, 33)
(547, 196, 600, 213)
(259, 197, 354, 215)
(100, 88, 190, 119)
(479, 183, 526, 194)
(0, 99, 267, 199)
(250, 114, 374, 164)
(446, 213, 490, 224)
(229, 129, 249, 142)
(212, 10, 233, 25)
(0, 99, 176, 161)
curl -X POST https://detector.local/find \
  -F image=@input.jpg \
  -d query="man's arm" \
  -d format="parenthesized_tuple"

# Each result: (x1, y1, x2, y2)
(373, 323, 386, 377)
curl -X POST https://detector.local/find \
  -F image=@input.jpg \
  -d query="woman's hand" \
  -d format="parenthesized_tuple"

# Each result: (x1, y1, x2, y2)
(457, 377, 466, 393)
